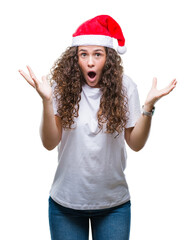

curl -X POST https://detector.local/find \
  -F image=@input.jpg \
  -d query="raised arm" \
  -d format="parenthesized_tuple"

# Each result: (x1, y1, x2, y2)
(125, 78, 177, 151)
(18, 66, 62, 150)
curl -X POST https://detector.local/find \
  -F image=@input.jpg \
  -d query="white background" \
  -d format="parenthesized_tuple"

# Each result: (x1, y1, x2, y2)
(1, 0, 196, 239)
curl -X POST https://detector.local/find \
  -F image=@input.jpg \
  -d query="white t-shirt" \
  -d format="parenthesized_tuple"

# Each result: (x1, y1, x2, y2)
(49, 75, 141, 210)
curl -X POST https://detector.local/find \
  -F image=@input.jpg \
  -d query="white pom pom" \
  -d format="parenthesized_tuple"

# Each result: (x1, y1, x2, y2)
(117, 45, 127, 54)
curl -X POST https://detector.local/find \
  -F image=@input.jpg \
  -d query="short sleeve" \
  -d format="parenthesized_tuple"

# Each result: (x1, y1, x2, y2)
(52, 82, 60, 117)
(123, 75, 141, 128)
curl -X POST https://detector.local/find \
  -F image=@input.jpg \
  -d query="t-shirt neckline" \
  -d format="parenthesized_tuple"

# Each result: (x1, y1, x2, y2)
(82, 83, 101, 92)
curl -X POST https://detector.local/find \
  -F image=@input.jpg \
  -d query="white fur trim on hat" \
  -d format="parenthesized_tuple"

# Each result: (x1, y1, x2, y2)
(72, 35, 113, 48)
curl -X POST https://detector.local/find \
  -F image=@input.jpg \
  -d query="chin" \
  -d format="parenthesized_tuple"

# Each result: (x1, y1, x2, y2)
(85, 78, 100, 88)
(89, 83, 100, 88)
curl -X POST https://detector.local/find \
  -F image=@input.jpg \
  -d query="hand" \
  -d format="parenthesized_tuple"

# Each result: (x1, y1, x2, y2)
(18, 65, 52, 102)
(144, 77, 177, 111)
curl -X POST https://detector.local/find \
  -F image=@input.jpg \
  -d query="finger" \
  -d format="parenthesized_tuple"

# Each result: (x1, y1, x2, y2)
(172, 78, 177, 86)
(160, 79, 177, 96)
(168, 78, 176, 87)
(170, 79, 177, 91)
(18, 69, 35, 88)
(152, 77, 157, 89)
(166, 79, 177, 92)
(26, 65, 39, 85)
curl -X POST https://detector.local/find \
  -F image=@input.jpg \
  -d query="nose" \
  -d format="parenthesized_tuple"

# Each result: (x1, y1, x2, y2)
(87, 56, 95, 68)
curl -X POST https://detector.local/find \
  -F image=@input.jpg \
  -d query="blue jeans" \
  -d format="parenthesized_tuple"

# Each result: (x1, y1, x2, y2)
(48, 196, 131, 240)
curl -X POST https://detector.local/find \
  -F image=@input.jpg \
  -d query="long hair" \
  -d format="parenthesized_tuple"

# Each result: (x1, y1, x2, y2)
(49, 46, 129, 135)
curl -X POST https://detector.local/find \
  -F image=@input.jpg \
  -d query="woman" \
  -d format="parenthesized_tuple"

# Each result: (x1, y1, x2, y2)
(19, 15, 177, 240)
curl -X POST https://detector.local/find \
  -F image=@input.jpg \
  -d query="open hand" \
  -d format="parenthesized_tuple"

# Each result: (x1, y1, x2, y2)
(144, 78, 177, 111)
(18, 65, 52, 102)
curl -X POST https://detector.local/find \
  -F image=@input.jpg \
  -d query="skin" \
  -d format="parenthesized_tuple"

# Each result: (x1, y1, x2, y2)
(18, 66, 61, 150)
(125, 77, 177, 151)
(18, 46, 177, 151)
(78, 45, 106, 88)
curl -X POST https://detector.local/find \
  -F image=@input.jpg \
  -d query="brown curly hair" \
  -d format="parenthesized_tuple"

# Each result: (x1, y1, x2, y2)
(50, 46, 129, 136)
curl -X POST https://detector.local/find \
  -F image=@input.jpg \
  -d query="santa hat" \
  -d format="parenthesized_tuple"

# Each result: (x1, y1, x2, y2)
(72, 15, 127, 54)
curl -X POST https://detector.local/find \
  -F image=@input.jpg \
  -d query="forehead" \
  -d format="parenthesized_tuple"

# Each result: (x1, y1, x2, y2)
(78, 45, 105, 52)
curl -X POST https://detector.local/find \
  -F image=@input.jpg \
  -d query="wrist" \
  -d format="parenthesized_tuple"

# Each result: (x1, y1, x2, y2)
(142, 105, 155, 117)
(143, 103, 155, 112)
(42, 97, 53, 105)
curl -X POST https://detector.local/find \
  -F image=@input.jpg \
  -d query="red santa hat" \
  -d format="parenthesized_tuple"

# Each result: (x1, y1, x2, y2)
(72, 15, 127, 54)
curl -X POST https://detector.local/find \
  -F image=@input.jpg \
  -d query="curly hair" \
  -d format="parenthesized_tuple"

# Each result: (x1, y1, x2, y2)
(49, 46, 129, 136)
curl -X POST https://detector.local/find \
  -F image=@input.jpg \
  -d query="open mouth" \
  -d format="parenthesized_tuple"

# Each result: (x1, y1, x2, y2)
(88, 71, 96, 79)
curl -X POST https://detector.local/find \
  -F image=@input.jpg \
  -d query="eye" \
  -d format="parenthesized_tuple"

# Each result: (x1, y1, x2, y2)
(81, 53, 86, 57)
(95, 53, 101, 57)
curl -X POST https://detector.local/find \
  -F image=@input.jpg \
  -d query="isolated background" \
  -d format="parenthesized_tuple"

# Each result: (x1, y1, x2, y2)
(1, 0, 196, 239)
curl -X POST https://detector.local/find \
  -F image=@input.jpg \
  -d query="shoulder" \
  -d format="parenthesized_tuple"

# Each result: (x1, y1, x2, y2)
(122, 74, 137, 95)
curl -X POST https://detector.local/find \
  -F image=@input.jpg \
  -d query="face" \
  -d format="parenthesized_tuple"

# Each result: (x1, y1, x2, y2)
(78, 45, 106, 88)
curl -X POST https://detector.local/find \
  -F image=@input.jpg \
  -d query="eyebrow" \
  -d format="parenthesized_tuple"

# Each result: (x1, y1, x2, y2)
(79, 49, 104, 52)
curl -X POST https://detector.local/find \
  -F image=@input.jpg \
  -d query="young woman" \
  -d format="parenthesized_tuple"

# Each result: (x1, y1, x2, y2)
(19, 15, 177, 240)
